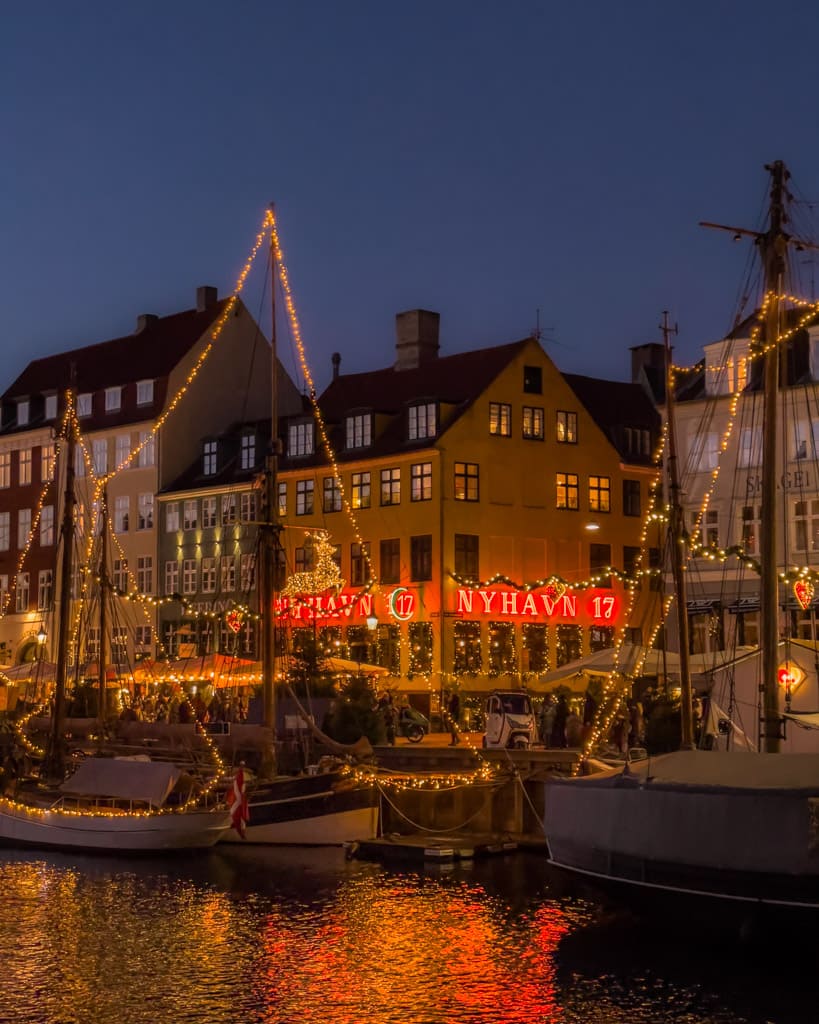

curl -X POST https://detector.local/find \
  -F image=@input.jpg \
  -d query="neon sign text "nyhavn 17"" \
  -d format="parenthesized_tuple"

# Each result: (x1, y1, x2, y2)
(455, 588, 619, 622)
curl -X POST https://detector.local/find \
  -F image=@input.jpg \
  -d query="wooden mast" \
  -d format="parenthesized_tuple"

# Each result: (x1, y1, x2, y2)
(98, 486, 108, 725)
(44, 387, 77, 778)
(662, 311, 694, 749)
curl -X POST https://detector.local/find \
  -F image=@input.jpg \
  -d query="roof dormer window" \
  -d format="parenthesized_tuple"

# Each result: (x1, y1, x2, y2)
(288, 421, 314, 458)
(105, 386, 122, 412)
(240, 432, 256, 470)
(345, 412, 372, 449)
(16, 400, 29, 426)
(203, 440, 218, 476)
(408, 402, 436, 441)
(77, 393, 92, 418)
(136, 380, 154, 406)
(44, 395, 57, 420)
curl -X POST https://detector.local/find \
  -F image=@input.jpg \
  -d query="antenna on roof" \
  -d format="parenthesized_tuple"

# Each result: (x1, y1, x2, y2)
(531, 309, 556, 344)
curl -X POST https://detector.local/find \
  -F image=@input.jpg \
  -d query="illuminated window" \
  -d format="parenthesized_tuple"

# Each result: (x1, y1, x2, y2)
(691, 509, 719, 550)
(351, 471, 371, 509)
(240, 553, 256, 591)
(322, 476, 341, 513)
(454, 462, 479, 501)
(556, 624, 582, 667)
(41, 443, 55, 482)
(92, 439, 107, 475)
(0, 512, 8, 551)
(221, 494, 236, 525)
(137, 556, 153, 594)
(453, 620, 481, 674)
(184, 500, 198, 530)
(137, 494, 153, 530)
(164, 560, 179, 595)
(556, 411, 577, 443)
(220, 557, 236, 593)
(182, 559, 198, 595)
(203, 441, 218, 475)
(793, 499, 819, 553)
(556, 473, 579, 510)
(165, 503, 179, 532)
(0, 453, 10, 488)
(40, 505, 54, 546)
(589, 475, 611, 513)
(740, 505, 761, 556)
(136, 380, 154, 405)
(277, 482, 287, 516)
(590, 626, 615, 651)
(454, 533, 479, 580)
(410, 535, 432, 581)
(410, 462, 432, 501)
(18, 448, 32, 486)
(522, 406, 544, 440)
(202, 497, 216, 528)
(522, 623, 549, 673)
(288, 421, 314, 457)
(408, 403, 436, 440)
(240, 433, 256, 469)
(409, 622, 433, 676)
(105, 387, 122, 412)
(488, 621, 516, 676)
(113, 559, 128, 591)
(201, 558, 216, 594)
(296, 479, 314, 515)
(240, 492, 256, 522)
(380, 467, 401, 506)
(16, 572, 29, 612)
(380, 538, 400, 584)
(345, 413, 372, 449)
(114, 496, 129, 533)
(489, 402, 511, 437)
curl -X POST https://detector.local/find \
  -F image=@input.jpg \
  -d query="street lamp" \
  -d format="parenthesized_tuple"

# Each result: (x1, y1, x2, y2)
(36, 624, 47, 655)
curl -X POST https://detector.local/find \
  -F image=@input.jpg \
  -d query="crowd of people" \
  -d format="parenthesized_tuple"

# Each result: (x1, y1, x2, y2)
(118, 688, 249, 725)
(538, 689, 647, 751)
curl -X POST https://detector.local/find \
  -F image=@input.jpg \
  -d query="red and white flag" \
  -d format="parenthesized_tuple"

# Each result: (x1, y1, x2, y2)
(228, 767, 249, 838)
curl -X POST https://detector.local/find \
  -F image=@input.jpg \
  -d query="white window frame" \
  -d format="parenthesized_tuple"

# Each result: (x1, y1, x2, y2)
(105, 386, 122, 412)
(165, 502, 179, 532)
(77, 393, 93, 417)
(44, 394, 57, 420)
(17, 400, 29, 426)
(136, 380, 154, 406)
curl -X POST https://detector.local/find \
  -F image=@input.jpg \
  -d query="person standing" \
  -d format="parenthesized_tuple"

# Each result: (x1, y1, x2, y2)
(551, 693, 569, 748)
(446, 689, 461, 746)
(539, 694, 556, 747)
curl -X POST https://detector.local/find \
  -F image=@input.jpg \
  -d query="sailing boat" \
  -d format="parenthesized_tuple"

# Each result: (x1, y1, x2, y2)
(0, 392, 231, 852)
(543, 161, 819, 920)
(218, 205, 378, 845)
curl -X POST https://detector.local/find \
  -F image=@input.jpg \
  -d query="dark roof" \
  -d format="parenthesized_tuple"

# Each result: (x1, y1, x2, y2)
(3, 299, 232, 399)
(563, 373, 661, 463)
(160, 419, 272, 495)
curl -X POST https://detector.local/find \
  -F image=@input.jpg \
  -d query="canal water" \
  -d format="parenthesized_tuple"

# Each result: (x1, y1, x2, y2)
(0, 845, 813, 1024)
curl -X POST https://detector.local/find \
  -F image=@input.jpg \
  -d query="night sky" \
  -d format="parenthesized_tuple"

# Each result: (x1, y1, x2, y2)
(4, 1, 819, 396)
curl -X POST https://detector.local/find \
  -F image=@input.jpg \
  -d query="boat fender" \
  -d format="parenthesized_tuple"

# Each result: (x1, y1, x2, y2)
(345, 840, 359, 861)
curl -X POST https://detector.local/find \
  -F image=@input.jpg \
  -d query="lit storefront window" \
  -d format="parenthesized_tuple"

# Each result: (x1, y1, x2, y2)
(556, 624, 582, 667)
(409, 622, 433, 676)
(454, 620, 482, 675)
(488, 621, 516, 677)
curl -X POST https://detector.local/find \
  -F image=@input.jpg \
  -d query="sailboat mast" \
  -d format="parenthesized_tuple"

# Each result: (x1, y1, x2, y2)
(45, 387, 77, 778)
(759, 160, 788, 754)
(662, 312, 694, 748)
(259, 203, 279, 737)
(98, 487, 108, 724)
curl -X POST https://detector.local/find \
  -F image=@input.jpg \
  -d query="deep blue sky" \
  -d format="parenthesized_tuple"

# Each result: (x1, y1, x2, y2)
(4, 1, 819, 396)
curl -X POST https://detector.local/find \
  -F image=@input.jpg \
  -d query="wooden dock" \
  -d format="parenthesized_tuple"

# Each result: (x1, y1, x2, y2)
(347, 831, 548, 865)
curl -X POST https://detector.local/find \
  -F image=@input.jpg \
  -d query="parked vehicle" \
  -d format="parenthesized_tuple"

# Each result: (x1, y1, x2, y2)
(482, 690, 536, 749)
(397, 706, 429, 743)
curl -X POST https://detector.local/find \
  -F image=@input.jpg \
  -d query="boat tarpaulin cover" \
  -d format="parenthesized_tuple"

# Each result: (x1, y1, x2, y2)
(784, 711, 819, 730)
(620, 750, 819, 791)
(60, 759, 182, 807)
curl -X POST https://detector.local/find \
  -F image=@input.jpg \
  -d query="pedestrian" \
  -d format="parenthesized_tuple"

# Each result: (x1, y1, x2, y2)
(582, 690, 597, 740)
(446, 689, 461, 746)
(551, 693, 569, 748)
(539, 694, 556, 746)
(378, 693, 396, 745)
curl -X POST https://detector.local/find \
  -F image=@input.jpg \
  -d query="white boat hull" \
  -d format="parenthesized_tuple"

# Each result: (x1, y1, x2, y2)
(0, 798, 230, 852)
(221, 804, 377, 845)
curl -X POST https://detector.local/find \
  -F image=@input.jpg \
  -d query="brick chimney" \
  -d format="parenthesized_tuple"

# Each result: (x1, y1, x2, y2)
(196, 285, 218, 311)
(331, 352, 341, 380)
(136, 313, 158, 333)
(394, 310, 440, 371)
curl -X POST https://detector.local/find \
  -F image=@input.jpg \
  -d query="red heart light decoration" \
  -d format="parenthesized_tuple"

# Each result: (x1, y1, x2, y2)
(543, 578, 567, 602)
(794, 579, 814, 611)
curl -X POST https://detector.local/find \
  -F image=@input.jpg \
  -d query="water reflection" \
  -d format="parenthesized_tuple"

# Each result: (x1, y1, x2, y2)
(0, 848, 813, 1024)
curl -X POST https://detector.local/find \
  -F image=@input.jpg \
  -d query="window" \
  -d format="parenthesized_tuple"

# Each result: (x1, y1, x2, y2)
(454, 533, 479, 580)
(240, 492, 256, 522)
(556, 624, 582, 666)
(623, 479, 641, 517)
(589, 475, 611, 513)
(92, 439, 108, 475)
(623, 545, 642, 587)
(380, 539, 400, 584)
(277, 482, 287, 517)
(105, 387, 121, 412)
(40, 505, 54, 546)
(41, 443, 55, 482)
(136, 380, 154, 405)
(77, 393, 92, 417)
(137, 556, 153, 594)
(221, 494, 236, 525)
(183, 500, 198, 530)
(17, 509, 31, 549)
(323, 476, 341, 512)
(288, 421, 314, 457)
(794, 499, 819, 553)
(137, 494, 154, 530)
(522, 406, 544, 440)
(692, 509, 719, 550)
(0, 453, 9, 488)
(350, 542, 371, 586)
(488, 621, 516, 676)
(296, 479, 314, 515)
(164, 560, 179, 595)
(345, 413, 372, 449)
(201, 497, 216, 528)
(112, 495, 129, 533)
(294, 546, 312, 573)
(113, 558, 129, 592)
(408, 403, 436, 440)
(380, 467, 400, 506)
(648, 547, 663, 592)
(0, 512, 8, 551)
(454, 462, 479, 502)
(624, 427, 651, 458)
(37, 570, 53, 612)
(741, 505, 761, 556)
(454, 620, 481, 674)
(590, 543, 612, 588)
(18, 448, 32, 486)
(166, 503, 179, 532)
(220, 556, 236, 592)
(111, 626, 128, 662)
(116, 434, 130, 467)
(45, 394, 57, 420)
(203, 441, 217, 475)
(138, 431, 155, 468)
(16, 572, 29, 613)
(134, 625, 152, 654)
(351, 472, 371, 510)
(556, 411, 577, 443)
(522, 623, 549, 673)
(201, 557, 216, 594)
(410, 462, 432, 501)
(556, 473, 579, 510)
(240, 553, 256, 591)
(738, 427, 761, 469)
(489, 402, 512, 437)
(410, 535, 432, 581)
(590, 626, 615, 652)
(523, 365, 542, 394)
(182, 559, 198, 595)
(240, 433, 256, 469)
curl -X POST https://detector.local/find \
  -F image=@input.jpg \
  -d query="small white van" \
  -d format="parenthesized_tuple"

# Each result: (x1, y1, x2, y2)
(482, 690, 536, 749)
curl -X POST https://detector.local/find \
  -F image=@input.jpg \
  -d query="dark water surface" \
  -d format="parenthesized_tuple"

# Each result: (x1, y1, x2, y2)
(0, 845, 813, 1024)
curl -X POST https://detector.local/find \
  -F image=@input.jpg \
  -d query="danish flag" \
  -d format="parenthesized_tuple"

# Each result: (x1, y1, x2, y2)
(228, 767, 249, 838)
